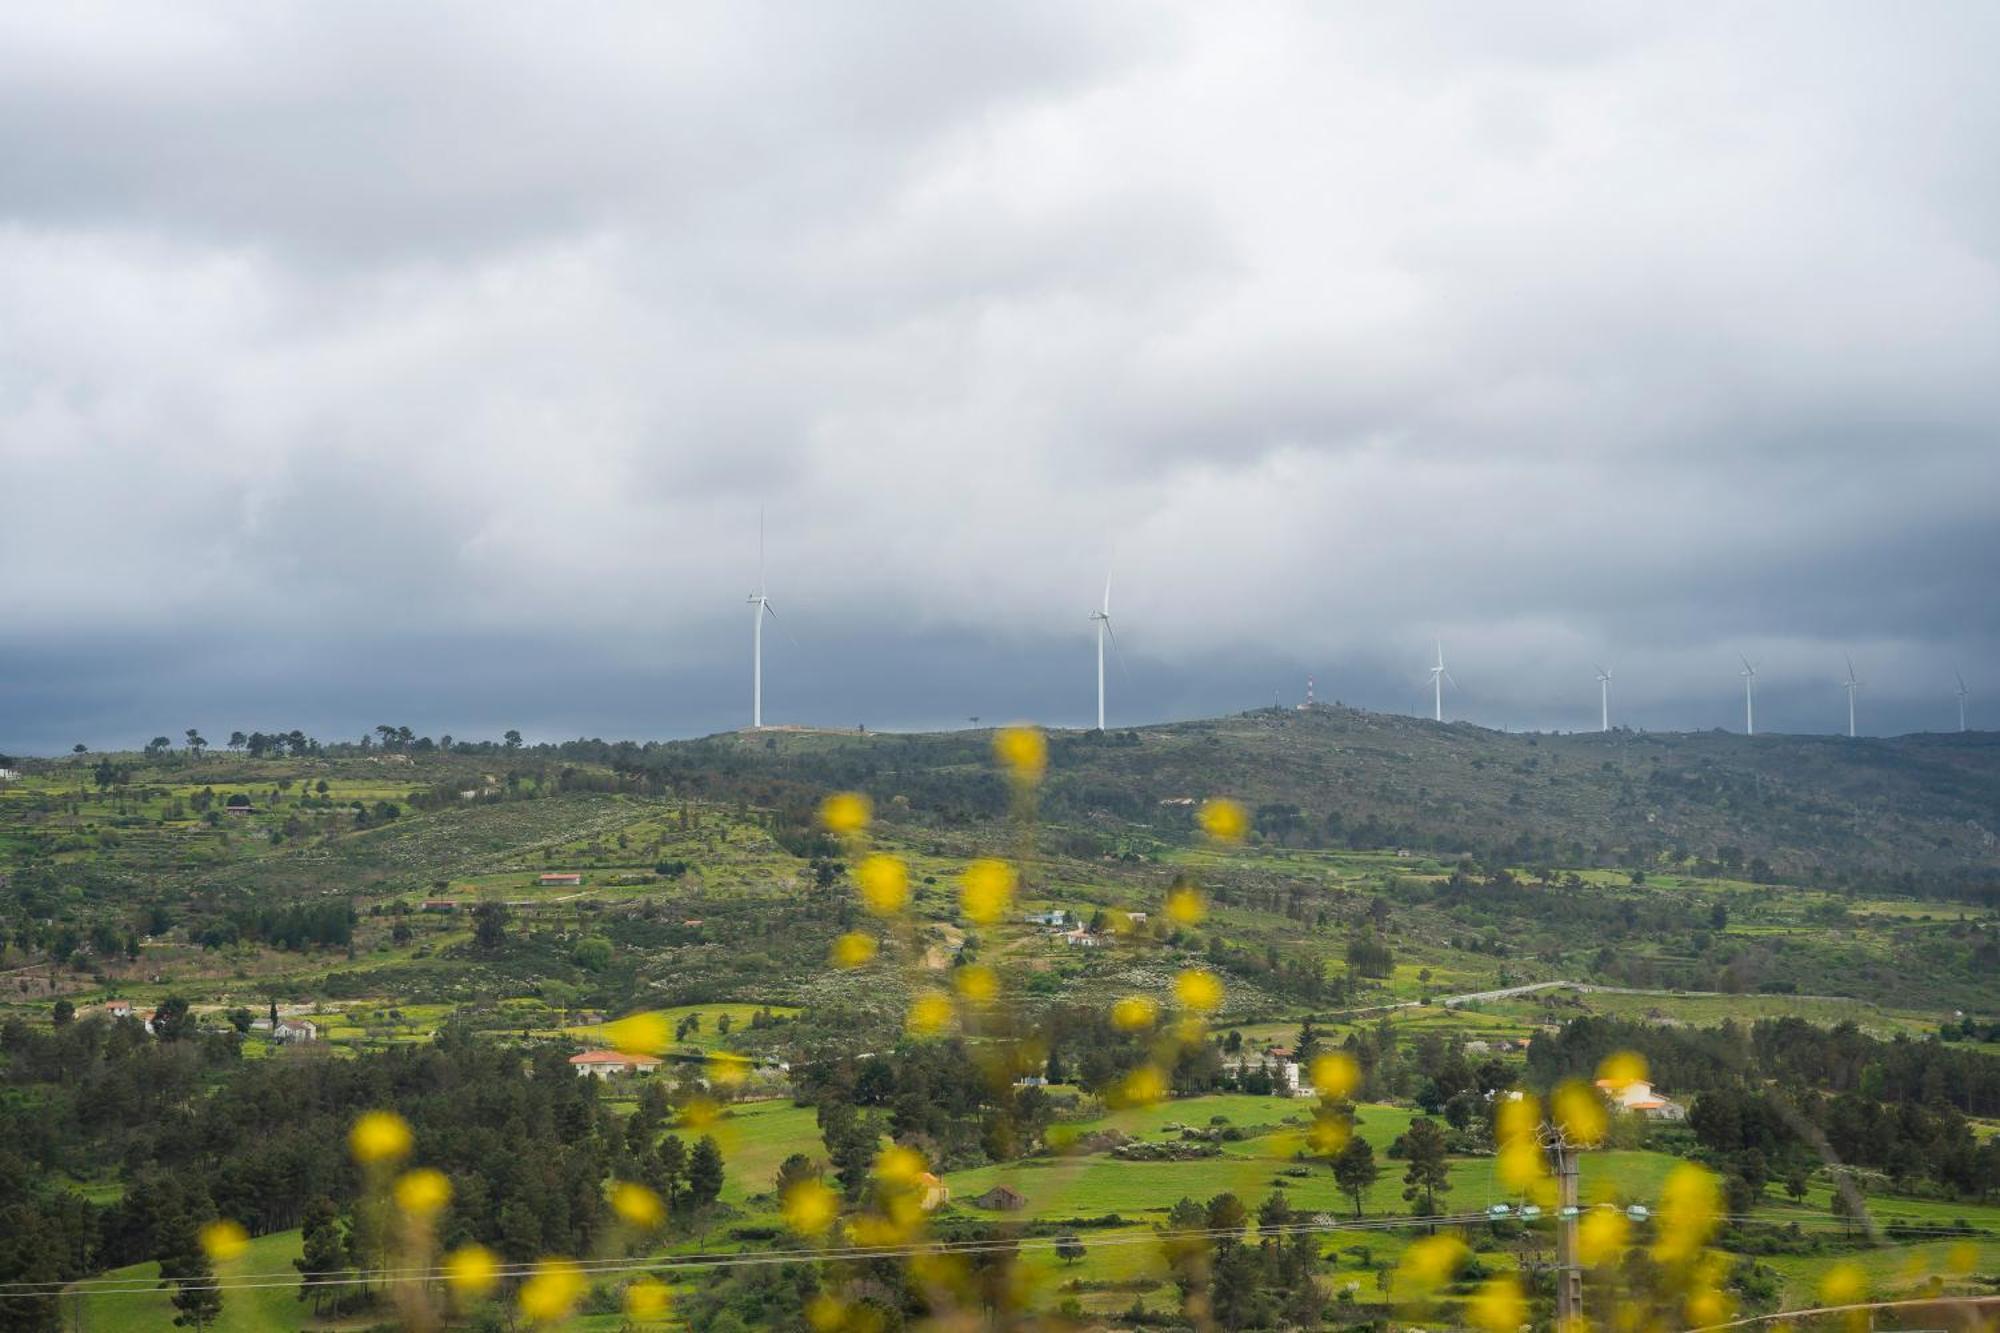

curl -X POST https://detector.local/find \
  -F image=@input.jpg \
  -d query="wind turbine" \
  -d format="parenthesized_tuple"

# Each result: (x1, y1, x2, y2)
(1089, 578, 1117, 731)
(1956, 671, 1970, 733)
(1739, 655, 1758, 735)
(1427, 641, 1457, 722)
(1594, 665, 1613, 733)
(747, 512, 777, 729)
(1840, 655, 1862, 738)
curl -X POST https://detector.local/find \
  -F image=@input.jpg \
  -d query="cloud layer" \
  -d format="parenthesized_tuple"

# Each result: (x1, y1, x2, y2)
(3, 3, 1996, 749)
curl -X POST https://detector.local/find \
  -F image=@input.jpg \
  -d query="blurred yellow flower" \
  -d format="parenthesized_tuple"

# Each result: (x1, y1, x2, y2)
(954, 963, 999, 1005)
(807, 1293, 847, 1331)
(394, 1168, 452, 1218)
(611, 1181, 665, 1229)
(876, 1143, 926, 1185)
(856, 854, 910, 915)
(709, 1052, 751, 1087)
(783, 1178, 839, 1235)
(603, 1010, 672, 1057)
(831, 931, 877, 968)
(198, 1219, 248, 1262)
(1495, 1092, 1542, 1145)
(1552, 1079, 1608, 1146)
(1468, 1275, 1525, 1333)
(1174, 968, 1224, 1013)
(680, 1096, 721, 1131)
(1685, 1285, 1734, 1327)
(906, 991, 954, 1035)
(1944, 1240, 1979, 1275)
(1818, 1262, 1866, 1307)
(1111, 995, 1159, 1031)
(993, 726, 1046, 781)
(1398, 1234, 1469, 1291)
(1578, 1206, 1629, 1267)
(1164, 881, 1206, 925)
(1305, 1111, 1351, 1155)
(1498, 1138, 1546, 1192)
(820, 791, 871, 834)
(349, 1110, 413, 1164)
(1654, 1162, 1722, 1264)
(518, 1259, 586, 1324)
(1118, 1064, 1167, 1106)
(960, 859, 1016, 924)
(1309, 1052, 1360, 1101)
(1197, 797, 1248, 843)
(625, 1278, 672, 1320)
(1596, 1049, 1649, 1092)
(444, 1244, 499, 1297)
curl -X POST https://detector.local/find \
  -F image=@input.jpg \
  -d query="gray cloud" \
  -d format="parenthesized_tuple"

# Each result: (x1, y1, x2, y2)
(2, 2, 1997, 751)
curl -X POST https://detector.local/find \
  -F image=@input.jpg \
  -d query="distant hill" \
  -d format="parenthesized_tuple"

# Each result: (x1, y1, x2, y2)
(697, 707, 2000, 892)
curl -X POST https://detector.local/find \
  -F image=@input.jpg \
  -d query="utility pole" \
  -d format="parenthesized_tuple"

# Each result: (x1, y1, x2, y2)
(1541, 1123, 1583, 1325)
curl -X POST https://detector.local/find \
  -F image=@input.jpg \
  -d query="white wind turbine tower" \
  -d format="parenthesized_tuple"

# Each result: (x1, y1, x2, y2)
(1739, 655, 1758, 735)
(746, 513, 778, 729)
(1427, 640, 1457, 722)
(1594, 665, 1613, 733)
(1956, 670, 1970, 733)
(1089, 577, 1116, 731)
(1840, 654, 1862, 738)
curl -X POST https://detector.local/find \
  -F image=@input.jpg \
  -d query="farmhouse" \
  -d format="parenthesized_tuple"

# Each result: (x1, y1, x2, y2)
(273, 1017, 319, 1044)
(1596, 1077, 1687, 1121)
(568, 1050, 662, 1078)
(539, 873, 583, 887)
(916, 1172, 949, 1211)
(972, 1185, 1027, 1212)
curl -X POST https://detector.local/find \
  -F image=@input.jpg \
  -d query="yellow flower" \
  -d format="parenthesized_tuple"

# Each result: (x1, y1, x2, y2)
(875, 1143, 926, 1185)
(1551, 1079, 1608, 1146)
(1197, 797, 1249, 843)
(1686, 1285, 1734, 1327)
(349, 1110, 413, 1164)
(394, 1168, 452, 1218)
(906, 991, 954, 1035)
(624, 1278, 672, 1320)
(1110, 995, 1159, 1031)
(782, 1178, 839, 1236)
(1164, 881, 1206, 925)
(1305, 1111, 1351, 1155)
(1944, 1240, 1979, 1275)
(856, 854, 910, 915)
(831, 931, 877, 968)
(603, 1010, 671, 1057)
(198, 1220, 248, 1262)
(806, 1293, 847, 1331)
(679, 1096, 721, 1130)
(1498, 1138, 1546, 1192)
(518, 1259, 586, 1324)
(1596, 1049, 1648, 1092)
(1397, 1234, 1469, 1291)
(444, 1244, 499, 1297)
(1309, 1052, 1360, 1101)
(708, 1052, 751, 1087)
(1174, 968, 1224, 1014)
(1653, 1162, 1722, 1264)
(1468, 1275, 1525, 1333)
(959, 859, 1016, 924)
(954, 963, 999, 1005)
(1819, 1262, 1866, 1307)
(993, 726, 1046, 781)
(1495, 1091, 1542, 1145)
(1117, 1064, 1167, 1106)
(611, 1181, 665, 1229)
(820, 791, 871, 835)
(1578, 1206, 1629, 1267)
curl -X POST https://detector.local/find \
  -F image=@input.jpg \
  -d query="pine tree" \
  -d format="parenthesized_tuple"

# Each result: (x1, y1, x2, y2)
(1333, 1136, 1380, 1218)
(686, 1136, 725, 1208)
(1400, 1118, 1451, 1218)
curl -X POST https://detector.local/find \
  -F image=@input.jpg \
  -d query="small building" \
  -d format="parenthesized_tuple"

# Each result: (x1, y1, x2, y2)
(916, 1172, 949, 1211)
(539, 873, 583, 887)
(104, 999, 134, 1020)
(568, 1050, 662, 1079)
(1023, 910, 1066, 927)
(273, 1018, 319, 1044)
(1596, 1077, 1687, 1121)
(1060, 928, 1101, 948)
(421, 899, 458, 912)
(972, 1185, 1027, 1212)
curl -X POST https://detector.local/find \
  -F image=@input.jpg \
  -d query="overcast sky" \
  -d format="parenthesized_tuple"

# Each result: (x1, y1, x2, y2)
(3, 2, 1997, 752)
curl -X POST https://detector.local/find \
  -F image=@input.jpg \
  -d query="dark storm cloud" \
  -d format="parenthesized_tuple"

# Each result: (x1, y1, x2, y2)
(2, 2, 1997, 752)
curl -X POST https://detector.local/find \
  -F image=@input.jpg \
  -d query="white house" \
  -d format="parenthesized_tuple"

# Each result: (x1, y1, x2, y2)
(273, 1017, 319, 1044)
(569, 1050, 662, 1079)
(1596, 1077, 1687, 1121)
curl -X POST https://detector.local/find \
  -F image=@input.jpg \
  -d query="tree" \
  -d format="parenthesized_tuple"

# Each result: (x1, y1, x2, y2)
(146, 737, 172, 758)
(504, 729, 523, 751)
(774, 1153, 821, 1199)
(1399, 1119, 1451, 1218)
(1333, 1136, 1379, 1218)
(1257, 1189, 1293, 1232)
(295, 1198, 350, 1317)
(472, 901, 510, 950)
(156, 1208, 221, 1329)
(51, 999, 74, 1027)
(152, 995, 194, 1042)
(227, 732, 246, 752)
(1055, 1235, 1086, 1266)
(184, 730, 206, 758)
(686, 1136, 725, 1209)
